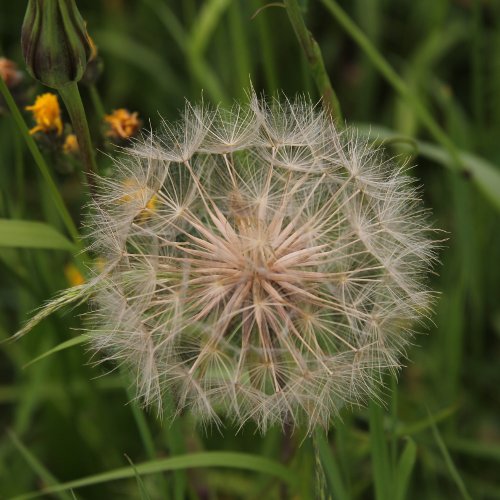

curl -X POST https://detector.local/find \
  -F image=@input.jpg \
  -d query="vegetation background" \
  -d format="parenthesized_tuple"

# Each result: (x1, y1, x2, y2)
(1, 0, 499, 498)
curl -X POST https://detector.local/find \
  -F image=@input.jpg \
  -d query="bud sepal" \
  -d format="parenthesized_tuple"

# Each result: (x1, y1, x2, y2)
(22, 0, 93, 89)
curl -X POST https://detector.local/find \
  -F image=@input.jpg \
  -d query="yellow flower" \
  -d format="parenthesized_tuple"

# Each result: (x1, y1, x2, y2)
(63, 133, 79, 154)
(25, 93, 63, 135)
(0, 57, 22, 88)
(104, 108, 140, 139)
(120, 178, 158, 220)
(64, 263, 85, 287)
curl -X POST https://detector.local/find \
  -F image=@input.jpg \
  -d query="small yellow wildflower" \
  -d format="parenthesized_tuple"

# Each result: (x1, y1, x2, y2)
(0, 57, 22, 88)
(64, 263, 85, 287)
(63, 134, 79, 154)
(145, 194, 158, 213)
(120, 178, 157, 220)
(95, 257, 107, 273)
(25, 93, 63, 135)
(104, 108, 140, 139)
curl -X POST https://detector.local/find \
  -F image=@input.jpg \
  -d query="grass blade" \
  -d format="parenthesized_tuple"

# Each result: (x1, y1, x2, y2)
(189, 0, 231, 56)
(428, 409, 472, 500)
(314, 429, 349, 500)
(124, 454, 153, 500)
(369, 401, 391, 500)
(11, 452, 296, 499)
(395, 437, 417, 500)
(446, 438, 500, 462)
(23, 335, 87, 368)
(0, 219, 75, 251)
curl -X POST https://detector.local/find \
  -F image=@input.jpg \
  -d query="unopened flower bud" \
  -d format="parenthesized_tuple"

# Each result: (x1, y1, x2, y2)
(21, 0, 93, 89)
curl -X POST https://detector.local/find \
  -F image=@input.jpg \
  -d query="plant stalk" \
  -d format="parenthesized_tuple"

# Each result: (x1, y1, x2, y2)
(284, 0, 343, 124)
(58, 82, 98, 190)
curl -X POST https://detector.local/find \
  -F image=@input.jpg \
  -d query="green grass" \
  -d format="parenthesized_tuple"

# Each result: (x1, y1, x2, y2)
(1, 1, 500, 498)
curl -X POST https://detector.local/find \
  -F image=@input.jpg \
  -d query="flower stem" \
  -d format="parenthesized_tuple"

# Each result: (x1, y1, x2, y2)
(58, 82, 98, 190)
(88, 84, 106, 121)
(284, 0, 343, 124)
(0, 76, 79, 242)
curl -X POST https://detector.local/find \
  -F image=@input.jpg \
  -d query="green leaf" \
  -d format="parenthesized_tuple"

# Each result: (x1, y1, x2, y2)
(23, 335, 87, 368)
(395, 437, 417, 500)
(0, 219, 75, 251)
(189, 0, 232, 56)
(12, 452, 296, 499)
(446, 438, 500, 462)
(395, 404, 457, 437)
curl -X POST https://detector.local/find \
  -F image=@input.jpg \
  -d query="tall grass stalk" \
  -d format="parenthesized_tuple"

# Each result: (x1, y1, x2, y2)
(284, 0, 343, 123)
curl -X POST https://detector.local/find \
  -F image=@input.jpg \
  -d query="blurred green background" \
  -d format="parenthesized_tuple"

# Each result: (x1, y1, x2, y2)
(1, 0, 500, 498)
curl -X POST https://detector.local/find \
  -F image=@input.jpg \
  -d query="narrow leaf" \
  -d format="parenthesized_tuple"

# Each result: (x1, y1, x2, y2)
(428, 409, 472, 500)
(124, 455, 153, 500)
(189, 0, 232, 55)
(0, 219, 74, 250)
(12, 452, 296, 499)
(315, 430, 350, 500)
(369, 401, 391, 500)
(395, 437, 417, 500)
(23, 335, 87, 368)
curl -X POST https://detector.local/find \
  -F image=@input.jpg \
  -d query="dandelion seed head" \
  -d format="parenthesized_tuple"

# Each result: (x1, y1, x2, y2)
(73, 94, 437, 430)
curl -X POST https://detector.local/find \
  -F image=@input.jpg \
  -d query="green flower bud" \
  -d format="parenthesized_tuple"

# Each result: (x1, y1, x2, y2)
(21, 0, 93, 89)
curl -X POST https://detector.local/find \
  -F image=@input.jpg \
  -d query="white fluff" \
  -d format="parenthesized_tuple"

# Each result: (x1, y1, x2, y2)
(19, 93, 438, 431)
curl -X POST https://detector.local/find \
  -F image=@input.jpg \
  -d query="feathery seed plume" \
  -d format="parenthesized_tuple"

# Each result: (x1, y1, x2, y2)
(19, 93, 437, 431)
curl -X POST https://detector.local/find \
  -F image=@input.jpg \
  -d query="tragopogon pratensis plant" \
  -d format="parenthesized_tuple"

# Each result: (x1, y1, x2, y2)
(20, 93, 437, 431)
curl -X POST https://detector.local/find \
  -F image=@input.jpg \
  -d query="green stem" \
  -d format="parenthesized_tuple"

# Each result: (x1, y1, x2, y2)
(369, 401, 392, 500)
(89, 84, 106, 121)
(58, 82, 98, 190)
(320, 0, 467, 174)
(284, 0, 343, 124)
(12, 117, 25, 216)
(0, 76, 79, 242)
